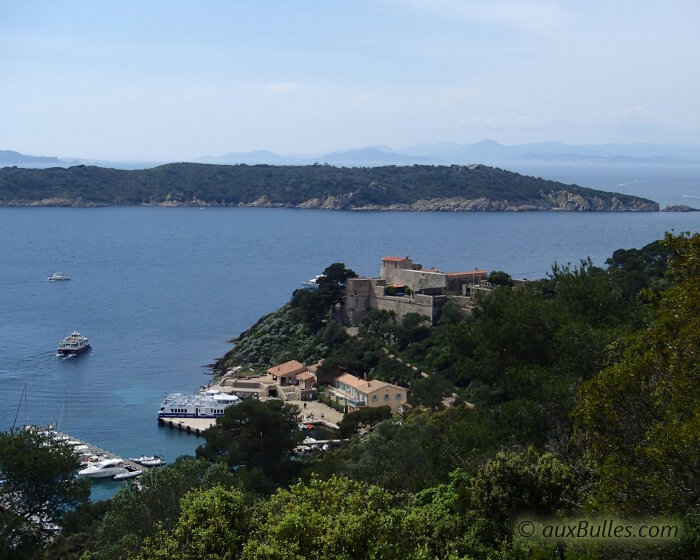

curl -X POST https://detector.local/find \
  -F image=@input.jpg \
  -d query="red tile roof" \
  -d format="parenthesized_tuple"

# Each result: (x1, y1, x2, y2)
(447, 270, 487, 277)
(267, 360, 306, 377)
(382, 256, 409, 262)
(336, 373, 367, 388)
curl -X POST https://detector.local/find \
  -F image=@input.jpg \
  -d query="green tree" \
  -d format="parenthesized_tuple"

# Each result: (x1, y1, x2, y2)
(91, 457, 236, 560)
(574, 233, 700, 544)
(469, 448, 578, 546)
(196, 399, 303, 489)
(408, 374, 454, 411)
(41, 501, 110, 560)
(316, 262, 357, 289)
(240, 476, 416, 560)
(345, 414, 448, 492)
(134, 486, 250, 560)
(337, 406, 391, 438)
(487, 270, 514, 286)
(0, 428, 89, 560)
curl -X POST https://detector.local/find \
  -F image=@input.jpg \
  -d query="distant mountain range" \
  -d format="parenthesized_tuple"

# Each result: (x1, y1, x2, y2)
(3, 140, 700, 169)
(199, 140, 700, 167)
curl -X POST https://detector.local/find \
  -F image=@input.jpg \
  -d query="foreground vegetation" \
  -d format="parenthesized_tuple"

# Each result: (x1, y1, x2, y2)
(0, 162, 658, 210)
(1, 233, 697, 559)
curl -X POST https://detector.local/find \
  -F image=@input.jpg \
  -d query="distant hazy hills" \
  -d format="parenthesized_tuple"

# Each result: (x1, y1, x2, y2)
(0, 150, 63, 166)
(200, 140, 700, 167)
(4, 141, 700, 169)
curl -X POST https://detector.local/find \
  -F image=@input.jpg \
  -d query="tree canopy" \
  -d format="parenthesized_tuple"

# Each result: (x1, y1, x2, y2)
(0, 428, 89, 560)
(196, 399, 303, 491)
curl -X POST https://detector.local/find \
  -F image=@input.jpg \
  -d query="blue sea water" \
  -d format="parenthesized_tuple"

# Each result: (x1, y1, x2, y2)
(0, 184, 698, 499)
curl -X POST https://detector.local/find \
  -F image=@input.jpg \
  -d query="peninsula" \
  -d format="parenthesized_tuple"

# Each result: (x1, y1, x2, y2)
(0, 162, 659, 211)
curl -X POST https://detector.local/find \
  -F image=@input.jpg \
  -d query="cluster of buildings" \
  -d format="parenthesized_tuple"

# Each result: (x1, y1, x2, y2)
(266, 360, 408, 414)
(220, 256, 504, 418)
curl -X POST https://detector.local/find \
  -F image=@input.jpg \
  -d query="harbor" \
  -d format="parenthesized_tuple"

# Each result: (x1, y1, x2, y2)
(49, 429, 152, 478)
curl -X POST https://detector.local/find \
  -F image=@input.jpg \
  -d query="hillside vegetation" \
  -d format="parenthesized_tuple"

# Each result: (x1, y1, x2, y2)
(0, 163, 659, 211)
(3, 235, 698, 559)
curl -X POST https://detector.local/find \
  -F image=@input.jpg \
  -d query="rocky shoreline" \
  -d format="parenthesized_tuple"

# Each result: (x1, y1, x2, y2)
(3, 193, 659, 212)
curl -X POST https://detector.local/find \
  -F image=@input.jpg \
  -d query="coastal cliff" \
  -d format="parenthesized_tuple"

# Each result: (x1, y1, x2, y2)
(0, 162, 659, 211)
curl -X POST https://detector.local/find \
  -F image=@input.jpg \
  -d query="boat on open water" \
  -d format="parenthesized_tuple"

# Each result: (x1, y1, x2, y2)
(48, 272, 71, 281)
(57, 332, 91, 355)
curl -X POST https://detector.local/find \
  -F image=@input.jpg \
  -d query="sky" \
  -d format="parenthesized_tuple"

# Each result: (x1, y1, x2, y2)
(1, 0, 699, 160)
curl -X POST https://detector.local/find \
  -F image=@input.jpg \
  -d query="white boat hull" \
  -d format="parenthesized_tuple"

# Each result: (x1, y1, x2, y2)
(78, 466, 127, 478)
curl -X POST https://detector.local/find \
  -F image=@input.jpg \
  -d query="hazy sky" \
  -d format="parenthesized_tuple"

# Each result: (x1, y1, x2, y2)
(1, 0, 699, 160)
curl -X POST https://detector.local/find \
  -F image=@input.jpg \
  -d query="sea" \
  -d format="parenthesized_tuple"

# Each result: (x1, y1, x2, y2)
(0, 164, 698, 500)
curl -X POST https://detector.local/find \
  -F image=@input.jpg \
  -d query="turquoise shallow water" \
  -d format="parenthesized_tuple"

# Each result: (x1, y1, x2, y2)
(0, 200, 698, 499)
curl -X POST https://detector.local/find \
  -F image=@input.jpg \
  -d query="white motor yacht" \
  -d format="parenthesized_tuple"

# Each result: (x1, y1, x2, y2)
(48, 272, 71, 281)
(77, 458, 127, 478)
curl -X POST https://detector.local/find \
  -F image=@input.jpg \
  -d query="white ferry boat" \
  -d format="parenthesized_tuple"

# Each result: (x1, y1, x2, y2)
(48, 272, 71, 281)
(158, 390, 240, 419)
(58, 332, 91, 355)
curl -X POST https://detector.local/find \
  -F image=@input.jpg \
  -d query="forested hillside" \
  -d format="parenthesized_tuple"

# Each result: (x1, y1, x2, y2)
(0, 163, 659, 211)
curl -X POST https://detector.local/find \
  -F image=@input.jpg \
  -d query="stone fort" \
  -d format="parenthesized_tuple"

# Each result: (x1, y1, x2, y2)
(341, 256, 490, 326)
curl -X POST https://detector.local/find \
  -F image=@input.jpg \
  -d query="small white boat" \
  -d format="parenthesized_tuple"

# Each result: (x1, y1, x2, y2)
(48, 272, 71, 281)
(300, 274, 324, 290)
(78, 458, 127, 479)
(129, 455, 167, 467)
(140, 456, 166, 467)
(113, 469, 143, 480)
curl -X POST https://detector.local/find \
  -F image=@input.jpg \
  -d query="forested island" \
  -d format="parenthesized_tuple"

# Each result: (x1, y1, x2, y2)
(2, 233, 698, 559)
(0, 162, 659, 211)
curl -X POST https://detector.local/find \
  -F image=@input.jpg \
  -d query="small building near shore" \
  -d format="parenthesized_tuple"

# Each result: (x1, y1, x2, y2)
(296, 371, 317, 390)
(268, 360, 307, 386)
(328, 373, 408, 414)
(294, 370, 318, 401)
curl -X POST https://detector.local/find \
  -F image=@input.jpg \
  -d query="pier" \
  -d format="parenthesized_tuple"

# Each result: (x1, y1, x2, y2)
(52, 430, 149, 474)
(158, 417, 215, 435)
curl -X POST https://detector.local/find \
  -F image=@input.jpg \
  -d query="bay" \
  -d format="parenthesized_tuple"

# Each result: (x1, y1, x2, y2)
(0, 203, 698, 499)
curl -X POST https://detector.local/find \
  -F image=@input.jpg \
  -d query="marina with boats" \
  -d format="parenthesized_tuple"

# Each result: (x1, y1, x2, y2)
(33, 427, 165, 482)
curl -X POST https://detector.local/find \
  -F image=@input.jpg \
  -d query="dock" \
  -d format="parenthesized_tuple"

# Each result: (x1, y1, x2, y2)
(52, 430, 149, 474)
(158, 417, 215, 435)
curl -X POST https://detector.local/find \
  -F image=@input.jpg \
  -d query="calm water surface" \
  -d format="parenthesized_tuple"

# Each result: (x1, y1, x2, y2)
(0, 205, 698, 498)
